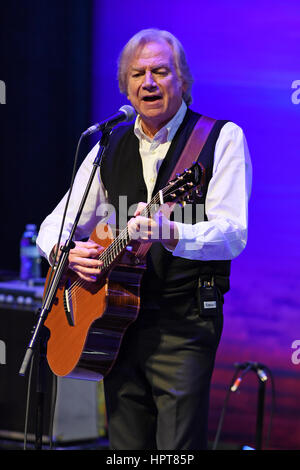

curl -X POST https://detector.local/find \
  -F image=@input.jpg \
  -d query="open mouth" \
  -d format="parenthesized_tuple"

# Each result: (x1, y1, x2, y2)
(142, 95, 162, 102)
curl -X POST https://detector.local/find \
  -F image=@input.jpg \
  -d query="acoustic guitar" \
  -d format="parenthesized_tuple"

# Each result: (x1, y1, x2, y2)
(44, 162, 204, 381)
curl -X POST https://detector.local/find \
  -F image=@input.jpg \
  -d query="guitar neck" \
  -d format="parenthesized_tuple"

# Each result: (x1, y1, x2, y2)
(98, 191, 162, 270)
(96, 162, 202, 270)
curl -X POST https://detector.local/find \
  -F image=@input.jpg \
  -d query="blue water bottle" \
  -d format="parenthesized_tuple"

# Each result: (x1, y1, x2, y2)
(20, 224, 41, 281)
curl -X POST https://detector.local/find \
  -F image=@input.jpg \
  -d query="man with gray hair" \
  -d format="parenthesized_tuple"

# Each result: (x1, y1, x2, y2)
(37, 28, 252, 450)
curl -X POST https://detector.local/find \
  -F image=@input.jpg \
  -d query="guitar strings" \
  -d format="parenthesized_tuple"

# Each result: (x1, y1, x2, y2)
(66, 178, 187, 299)
(67, 190, 162, 299)
(98, 183, 174, 266)
(66, 180, 187, 302)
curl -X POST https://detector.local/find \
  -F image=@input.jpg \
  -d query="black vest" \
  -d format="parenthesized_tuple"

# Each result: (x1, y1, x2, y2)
(101, 108, 231, 312)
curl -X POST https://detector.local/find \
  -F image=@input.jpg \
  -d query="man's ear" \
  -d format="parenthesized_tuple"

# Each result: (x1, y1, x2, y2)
(181, 80, 188, 95)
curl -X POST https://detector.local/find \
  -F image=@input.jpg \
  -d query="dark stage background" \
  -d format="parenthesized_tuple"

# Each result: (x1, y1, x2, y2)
(0, 0, 299, 450)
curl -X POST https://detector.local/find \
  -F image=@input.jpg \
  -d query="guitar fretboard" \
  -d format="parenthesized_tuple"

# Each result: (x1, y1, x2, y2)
(96, 164, 200, 271)
(98, 189, 167, 269)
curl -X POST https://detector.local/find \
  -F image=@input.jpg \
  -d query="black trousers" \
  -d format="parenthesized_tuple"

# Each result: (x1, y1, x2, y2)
(103, 298, 223, 450)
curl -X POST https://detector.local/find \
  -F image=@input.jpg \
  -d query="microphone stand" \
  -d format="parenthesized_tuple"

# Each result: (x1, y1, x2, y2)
(255, 368, 267, 450)
(213, 361, 269, 450)
(232, 362, 268, 450)
(19, 128, 111, 450)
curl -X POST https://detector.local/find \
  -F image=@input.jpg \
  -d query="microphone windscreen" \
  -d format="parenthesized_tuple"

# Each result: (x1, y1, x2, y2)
(119, 105, 136, 121)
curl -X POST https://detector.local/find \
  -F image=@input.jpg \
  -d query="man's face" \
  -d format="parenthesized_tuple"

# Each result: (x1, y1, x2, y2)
(126, 40, 186, 137)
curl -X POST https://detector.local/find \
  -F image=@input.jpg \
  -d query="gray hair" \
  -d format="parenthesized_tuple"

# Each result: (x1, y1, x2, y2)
(118, 28, 194, 106)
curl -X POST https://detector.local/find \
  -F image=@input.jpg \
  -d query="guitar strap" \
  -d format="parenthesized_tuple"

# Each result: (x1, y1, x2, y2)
(135, 114, 217, 261)
(168, 114, 217, 180)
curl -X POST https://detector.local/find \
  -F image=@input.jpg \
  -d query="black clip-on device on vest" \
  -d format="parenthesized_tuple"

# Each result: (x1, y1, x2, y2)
(196, 276, 221, 317)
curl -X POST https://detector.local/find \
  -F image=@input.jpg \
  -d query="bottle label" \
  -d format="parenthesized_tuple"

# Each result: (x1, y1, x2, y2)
(20, 246, 40, 258)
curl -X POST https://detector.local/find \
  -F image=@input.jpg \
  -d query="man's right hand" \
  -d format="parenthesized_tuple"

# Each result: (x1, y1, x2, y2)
(51, 240, 104, 282)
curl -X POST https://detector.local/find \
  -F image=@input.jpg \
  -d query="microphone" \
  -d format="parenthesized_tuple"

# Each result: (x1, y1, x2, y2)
(82, 105, 136, 137)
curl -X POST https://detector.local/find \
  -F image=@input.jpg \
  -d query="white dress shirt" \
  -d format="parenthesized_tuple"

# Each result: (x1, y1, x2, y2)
(37, 102, 252, 263)
(134, 100, 188, 202)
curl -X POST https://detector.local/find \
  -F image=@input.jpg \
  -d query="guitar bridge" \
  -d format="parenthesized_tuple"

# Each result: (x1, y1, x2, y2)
(63, 279, 75, 326)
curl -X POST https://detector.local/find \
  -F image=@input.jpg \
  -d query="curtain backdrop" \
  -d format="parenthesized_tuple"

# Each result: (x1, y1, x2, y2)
(0, 0, 92, 275)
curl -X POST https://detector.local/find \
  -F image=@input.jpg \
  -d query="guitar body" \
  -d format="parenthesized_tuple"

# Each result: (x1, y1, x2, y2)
(44, 223, 145, 381)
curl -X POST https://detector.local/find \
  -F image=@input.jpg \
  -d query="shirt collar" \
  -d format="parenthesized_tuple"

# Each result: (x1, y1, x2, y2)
(134, 100, 187, 144)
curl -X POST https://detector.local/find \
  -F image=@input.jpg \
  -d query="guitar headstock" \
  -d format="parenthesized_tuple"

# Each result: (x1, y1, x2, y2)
(163, 161, 205, 205)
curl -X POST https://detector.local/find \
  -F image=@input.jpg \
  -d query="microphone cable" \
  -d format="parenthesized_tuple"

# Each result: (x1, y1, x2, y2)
(43, 133, 84, 299)
(212, 365, 241, 450)
(23, 353, 34, 450)
(260, 364, 276, 449)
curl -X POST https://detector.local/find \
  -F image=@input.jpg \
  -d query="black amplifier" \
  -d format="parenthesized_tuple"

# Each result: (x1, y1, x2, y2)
(0, 279, 44, 312)
(0, 279, 100, 444)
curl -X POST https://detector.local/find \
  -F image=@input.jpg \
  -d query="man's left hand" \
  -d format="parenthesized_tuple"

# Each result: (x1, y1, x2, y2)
(127, 202, 179, 251)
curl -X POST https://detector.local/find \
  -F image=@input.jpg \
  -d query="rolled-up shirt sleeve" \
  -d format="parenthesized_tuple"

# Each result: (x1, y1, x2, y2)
(172, 122, 252, 260)
(36, 144, 108, 263)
